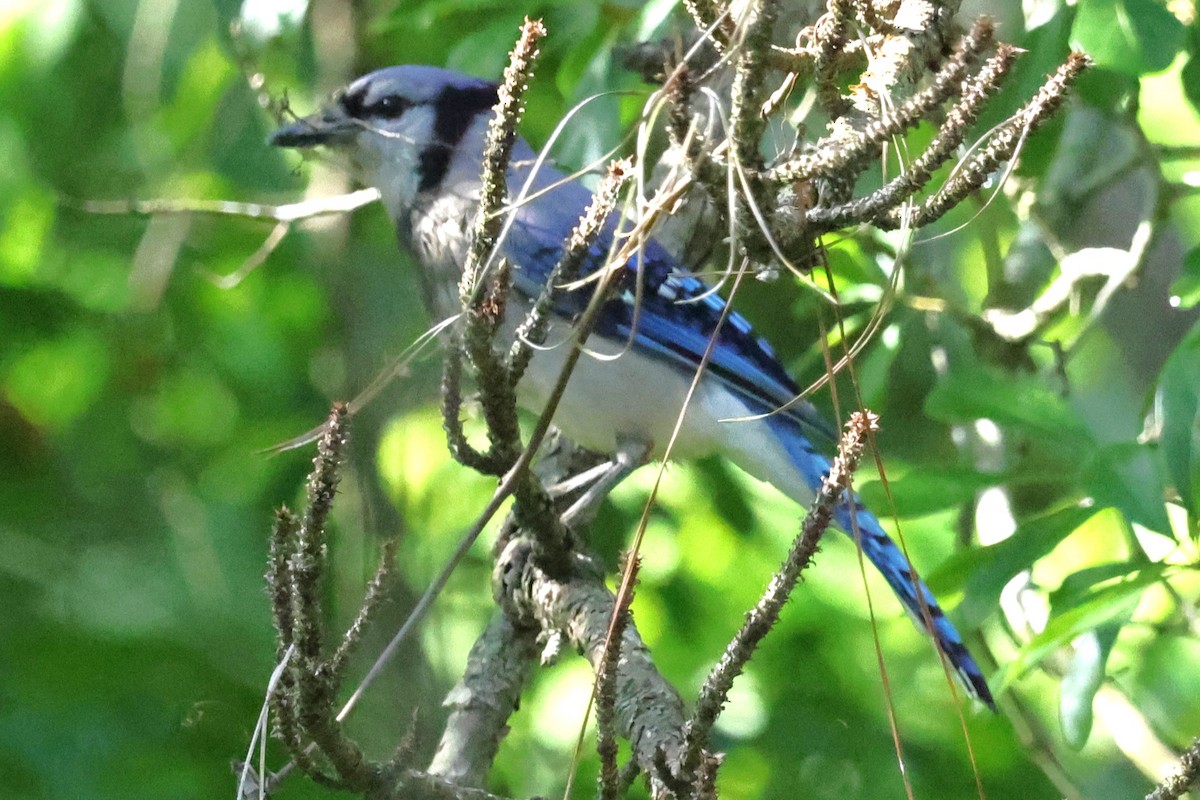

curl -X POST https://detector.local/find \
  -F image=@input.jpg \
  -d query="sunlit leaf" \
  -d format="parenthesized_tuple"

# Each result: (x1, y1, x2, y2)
(1131, 635, 1200, 745)
(928, 503, 1098, 626)
(1083, 441, 1171, 534)
(159, 39, 236, 149)
(925, 364, 1091, 446)
(1060, 622, 1123, 749)
(1000, 565, 1170, 684)
(0, 187, 54, 285)
(1071, 0, 1185, 76)
(1050, 560, 1155, 610)
(2, 330, 109, 431)
(1159, 319, 1200, 515)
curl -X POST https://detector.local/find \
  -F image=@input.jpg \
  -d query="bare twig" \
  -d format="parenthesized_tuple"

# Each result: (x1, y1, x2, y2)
(328, 538, 398, 678)
(449, 18, 549, 474)
(680, 411, 881, 780)
(597, 554, 639, 800)
(508, 158, 631, 381)
(1146, 737, 1200, 800)
(68, 188, 380, 221)
(885, 52, 1091, 230)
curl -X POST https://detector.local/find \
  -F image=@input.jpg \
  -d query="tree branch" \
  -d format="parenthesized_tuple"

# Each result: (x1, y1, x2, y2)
(1146, 737, 1200, 800)
(493, 535, 691, 798)
(427, 615, 541, 788)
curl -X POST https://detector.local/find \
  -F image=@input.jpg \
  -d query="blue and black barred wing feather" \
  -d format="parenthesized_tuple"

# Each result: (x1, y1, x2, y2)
(503, 180, 996, 709)
(501, 193, 837, 444)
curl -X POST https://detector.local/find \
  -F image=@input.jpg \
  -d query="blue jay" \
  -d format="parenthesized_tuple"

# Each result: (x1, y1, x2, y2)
(270, 65, 995, 709)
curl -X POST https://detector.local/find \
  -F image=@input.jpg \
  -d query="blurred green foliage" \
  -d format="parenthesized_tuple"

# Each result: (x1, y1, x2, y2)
(1, 0, 1199, 798)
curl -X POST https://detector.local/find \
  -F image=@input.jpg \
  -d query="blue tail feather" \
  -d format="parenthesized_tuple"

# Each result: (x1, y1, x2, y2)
(767, 414, 996, 710)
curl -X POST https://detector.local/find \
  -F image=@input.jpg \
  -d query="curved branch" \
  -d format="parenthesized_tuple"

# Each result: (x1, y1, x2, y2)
(493, 536, 692, 798)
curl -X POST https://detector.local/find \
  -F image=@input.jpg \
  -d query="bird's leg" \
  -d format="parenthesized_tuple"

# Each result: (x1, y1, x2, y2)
(546, 460, 621, 498)
(558, 438, 652, 528)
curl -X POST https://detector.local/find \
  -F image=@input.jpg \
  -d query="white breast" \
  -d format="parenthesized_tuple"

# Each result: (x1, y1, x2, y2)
(513, 314, 812, 507)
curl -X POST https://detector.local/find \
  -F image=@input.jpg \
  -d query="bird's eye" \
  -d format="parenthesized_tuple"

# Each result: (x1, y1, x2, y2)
(371, 94, 411, 119)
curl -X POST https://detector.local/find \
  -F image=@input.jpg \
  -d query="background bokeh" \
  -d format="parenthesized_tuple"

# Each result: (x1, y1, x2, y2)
(2, 0, 1200, 798)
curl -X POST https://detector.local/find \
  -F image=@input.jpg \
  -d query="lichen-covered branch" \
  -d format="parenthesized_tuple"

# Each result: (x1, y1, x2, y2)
(806, 40, 1017, 230)
(769, 17, 997, 187)
(661, 4, 1086, 267)
(493, 535, 692, 798)
(266, 405, 380, 792)
(427, 615, 541, 788)
(881, 51, 1092, 230)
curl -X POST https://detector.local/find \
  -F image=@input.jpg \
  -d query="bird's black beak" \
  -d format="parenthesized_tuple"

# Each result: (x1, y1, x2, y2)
(269, 108, 356, 148)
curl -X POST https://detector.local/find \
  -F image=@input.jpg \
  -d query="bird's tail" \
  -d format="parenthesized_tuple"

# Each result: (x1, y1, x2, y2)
(766, 414, 997, 710)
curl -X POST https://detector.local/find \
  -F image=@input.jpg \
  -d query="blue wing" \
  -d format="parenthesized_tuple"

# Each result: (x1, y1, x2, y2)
(500, 169, 836, 444)
(501, 161, 995, 709)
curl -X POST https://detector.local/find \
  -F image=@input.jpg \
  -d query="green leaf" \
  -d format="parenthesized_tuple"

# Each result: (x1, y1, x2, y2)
(1071, 0, 1185, 76)
(1132, 635, 1200, 744)
(1060, 621, 1124, 749)
(0, 187, 54, 286)
(1050, 561, 1154, 610)
(1082, 442, 1171, 534)
(2, 330, 110, 432)
(1075, 66, 1141, 113)
(928, 503, 1099, 627)
(857, 467, 1003, 518)
(444, 14, 533, 78)
(1168, 247, 1200, 309)
(1000, 565, 1169, 685)
(129, 366, 239, 447)
(1158, 320, 1200, 515)
(1184, 25, 1200, 111)
(925, 364, 1091, 446)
